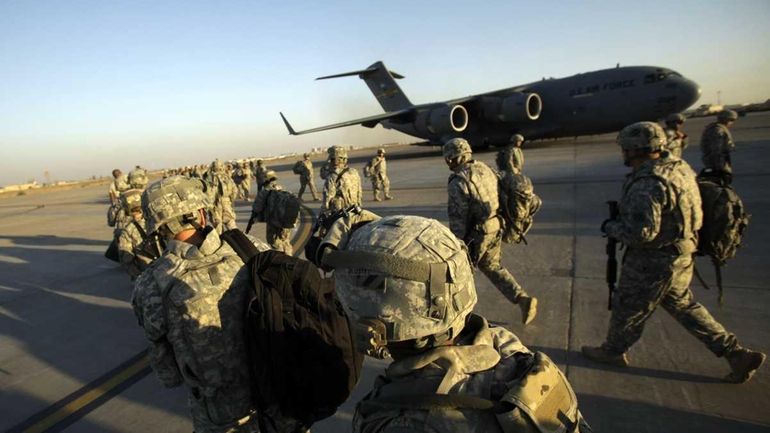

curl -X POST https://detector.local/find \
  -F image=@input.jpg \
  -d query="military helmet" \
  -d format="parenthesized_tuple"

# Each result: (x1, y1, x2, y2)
(665, 113, 685, 125)
(377, 147, 385, 155)
(141, 176, 211, 236)
(210, 159, 224, 172)
(256, 159, 264, 166)
(303, 152, 310, 158)
(718, 109, 738, 122)
(127, 168, 148, 189)
(442, 137, 472, 159)
(509, 133, 525, 144)
(617, 121, 667, 152)
(120, 189, 143, 213)
(326, 215, 477, 353)
(264, 169, 278, 182)
(328, 145, 348, 159)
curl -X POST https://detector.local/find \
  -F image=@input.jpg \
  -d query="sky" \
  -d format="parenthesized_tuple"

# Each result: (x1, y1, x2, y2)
(1, 0, 769, 186)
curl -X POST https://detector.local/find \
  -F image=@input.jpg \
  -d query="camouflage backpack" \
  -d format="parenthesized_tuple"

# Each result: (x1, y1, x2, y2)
(695, 171, 750, 304)
(498, 172, 542, 244)
(265, 189, 301, 228)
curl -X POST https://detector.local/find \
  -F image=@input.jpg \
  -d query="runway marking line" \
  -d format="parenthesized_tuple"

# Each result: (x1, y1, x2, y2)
(8, 206, 317, 433)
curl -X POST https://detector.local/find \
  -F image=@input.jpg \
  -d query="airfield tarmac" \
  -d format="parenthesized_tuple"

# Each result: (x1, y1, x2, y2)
(1, 112, 769, 433)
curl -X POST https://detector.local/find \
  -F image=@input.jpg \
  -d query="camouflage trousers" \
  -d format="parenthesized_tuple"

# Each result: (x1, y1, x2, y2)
(371, 175, 391, 200)
(237, 181, 251, 200)
(211, 201, 237, 233)
(298, 177, 318, 201)
(476, 233, 527, 304)
(188, 387, 259, 433)
(266, 224, 293, 256)
(603, 248, 738, 356)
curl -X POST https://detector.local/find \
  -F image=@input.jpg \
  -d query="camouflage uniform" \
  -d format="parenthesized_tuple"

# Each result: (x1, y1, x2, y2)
(496, 134, 525, 175)
(109, 173, 130, 205)
(297, 157, 319, 201)
(118, 216, 152, 280)
(233, 165, 252, 200)
(207, 162, 238, 233)
(252, 179, 293, 255)
(323, 167, 362, 214)
(320, 215, 584, 433)
(367, 152, 392, 201)
(132, 228, 269, 433)
(447, 159, 530, 306)
(254, 162, 269, 192)
(700, 122, 735, 173)
(601, 154, 739, 356)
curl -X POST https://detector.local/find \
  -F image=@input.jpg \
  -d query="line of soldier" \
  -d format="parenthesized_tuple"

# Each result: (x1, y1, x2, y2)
(116, 110, 762, 433)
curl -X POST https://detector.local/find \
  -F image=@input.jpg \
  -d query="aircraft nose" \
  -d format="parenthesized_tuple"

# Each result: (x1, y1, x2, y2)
(679, 78, 701, 109)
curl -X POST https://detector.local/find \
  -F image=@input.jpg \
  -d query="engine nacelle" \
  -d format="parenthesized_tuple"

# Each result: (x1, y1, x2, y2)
(414, 104, 468, 136)
(481, 93, 542, 123)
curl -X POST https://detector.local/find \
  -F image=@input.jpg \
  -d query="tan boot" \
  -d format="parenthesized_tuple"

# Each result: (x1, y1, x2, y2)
(518, 296, 537, 325)
(724, 348, 766, 383)
(581, 346, 630, 367)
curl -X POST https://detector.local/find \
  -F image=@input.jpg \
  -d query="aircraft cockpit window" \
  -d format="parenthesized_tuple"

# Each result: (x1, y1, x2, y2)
(645, 72, 677, 84)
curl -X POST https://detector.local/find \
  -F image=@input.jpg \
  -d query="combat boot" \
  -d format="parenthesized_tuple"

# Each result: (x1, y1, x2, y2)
(517, 295, 537, 325)
(581, 345, 630, 367)
(385, 195, 394, 200)
(724, 347, 766, 383)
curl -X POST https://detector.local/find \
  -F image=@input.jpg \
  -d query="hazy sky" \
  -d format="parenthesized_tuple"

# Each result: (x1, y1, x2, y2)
(1, 0, 769, 185)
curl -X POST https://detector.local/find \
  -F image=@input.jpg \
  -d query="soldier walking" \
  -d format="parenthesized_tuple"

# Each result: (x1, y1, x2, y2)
(663, 113, 688, 158)
(443, 138, 537, 325)
(254, 159, 269, 192)
(322, 146, 362, 215)
(132, 176, 305, 433)
(700, 109, 738, 180)
(250, 170, 294, 255)
(206, 159, 238, 232)
(496, 133, 525, 175)
(582, 122, 765, 383)
(296, 153, 319, 201)
(365, 148, 393, 201)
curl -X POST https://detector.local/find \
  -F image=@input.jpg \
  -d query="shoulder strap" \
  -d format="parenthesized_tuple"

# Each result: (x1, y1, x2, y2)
(335, 167, 350, 193)
(220, 229, 260, 263)
(131, 220, 147, 240)
(357, 393, 500, 417)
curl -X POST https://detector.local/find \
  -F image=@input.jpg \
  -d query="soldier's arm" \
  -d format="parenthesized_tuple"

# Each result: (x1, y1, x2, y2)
(117, 229, 141, 277)
(447, 178, 472, 240)
(131, 272, 183, 388)
(604, 177, 665, 247)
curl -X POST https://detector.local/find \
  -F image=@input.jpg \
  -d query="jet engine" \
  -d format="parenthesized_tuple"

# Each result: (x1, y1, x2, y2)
(481, 93, 542, 122)
(413, 104, 468, 135)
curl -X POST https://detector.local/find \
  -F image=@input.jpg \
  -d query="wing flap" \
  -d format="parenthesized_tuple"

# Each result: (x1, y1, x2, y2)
(279, 109, 413, 136)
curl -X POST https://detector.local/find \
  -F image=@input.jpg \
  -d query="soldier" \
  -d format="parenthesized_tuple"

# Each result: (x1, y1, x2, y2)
(206, 159, 238, 233)
(250, 170, 293, 255)
(317, 214, 588, 433)
(254, 159, 269, 192)
(296, 153, 320, 201)
(232, 162, 253, 200)
(322, 146, 362, 215)
(496, 133, 525, 175)
(365, 148, 393, 201)
(663, 113, 688, 158)
(108, 169, 129, 206)
(132, 176, 304, 433)
(116, 189, 152, 280)
(582, 122, 765, 383)
(444, 138, 537, 325)
(700, 109, 738, 179)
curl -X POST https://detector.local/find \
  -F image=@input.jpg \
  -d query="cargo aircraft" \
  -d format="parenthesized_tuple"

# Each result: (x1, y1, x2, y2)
(279, 61, 701, 147)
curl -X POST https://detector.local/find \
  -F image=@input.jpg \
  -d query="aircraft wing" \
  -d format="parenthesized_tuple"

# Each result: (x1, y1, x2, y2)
(279, 109, 413, 136)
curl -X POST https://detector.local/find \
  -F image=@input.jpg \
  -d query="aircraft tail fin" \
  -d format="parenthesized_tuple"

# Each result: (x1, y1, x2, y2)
(316, 61, 413, 112)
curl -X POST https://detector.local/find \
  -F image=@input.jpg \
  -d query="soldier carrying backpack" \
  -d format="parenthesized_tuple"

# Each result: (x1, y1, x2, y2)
(496, 134, 542, 244)
(247, 170, 301, 255)
(694, 168, 751, 305)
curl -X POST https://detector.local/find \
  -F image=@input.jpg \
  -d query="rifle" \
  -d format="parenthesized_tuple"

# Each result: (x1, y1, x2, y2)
(245, 212, 257, 234)
(606, 200, 619, 310)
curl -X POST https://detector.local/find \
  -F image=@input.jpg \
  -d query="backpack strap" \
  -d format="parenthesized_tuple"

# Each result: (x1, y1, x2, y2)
(131, 220, 148, 240)
(357, 393, 501, 417)
(220, 229, 260, 263)
(335, 167, 350, 193)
